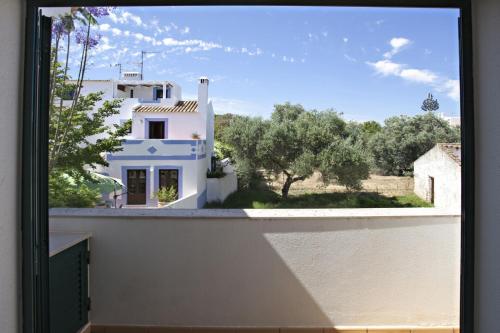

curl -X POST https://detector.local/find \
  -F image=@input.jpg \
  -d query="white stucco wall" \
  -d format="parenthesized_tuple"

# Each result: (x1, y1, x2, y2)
(207, 171, 238, 203)
(413, 146, 461, 212)
(132, 111, 205, 140)
(0, 1, 22, 332)
(49, 210, 460, 328)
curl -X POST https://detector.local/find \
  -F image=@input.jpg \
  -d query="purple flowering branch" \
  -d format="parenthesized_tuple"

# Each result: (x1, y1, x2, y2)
(85, 7, 113, 18)
(75, 28, 102, 49)
(51, 7, 114, 168)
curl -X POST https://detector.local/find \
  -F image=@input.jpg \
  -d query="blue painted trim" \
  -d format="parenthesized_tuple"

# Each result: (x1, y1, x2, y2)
(197, 154, 206, 160)
(123, 140, 144, 145)
(145, 118, 169, 139)
(153, 165, 183, 199)
(121, 165, 151, 206)
(197, 189, 207, 208)
(138, 98, 160, 103)
(160, 140, 197, 146)
(123, 139, 197, 146)
(107, 154, 197, 161)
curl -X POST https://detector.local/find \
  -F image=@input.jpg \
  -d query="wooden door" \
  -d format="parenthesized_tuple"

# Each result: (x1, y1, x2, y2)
(429, 176, 435, 204)
(127, 169, 147, 205)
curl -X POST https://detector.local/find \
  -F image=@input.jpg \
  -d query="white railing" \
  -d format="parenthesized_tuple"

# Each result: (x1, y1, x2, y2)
(49, 208, 460, 329)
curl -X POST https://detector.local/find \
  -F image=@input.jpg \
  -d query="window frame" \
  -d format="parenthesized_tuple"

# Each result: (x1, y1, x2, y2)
(22, 1, 475, 333)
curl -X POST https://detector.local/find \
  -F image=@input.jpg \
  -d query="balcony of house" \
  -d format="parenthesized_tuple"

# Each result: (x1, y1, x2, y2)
(108, 138, 207, 161)
(49, 208, 461, 333)
(114, 80, 179, 106)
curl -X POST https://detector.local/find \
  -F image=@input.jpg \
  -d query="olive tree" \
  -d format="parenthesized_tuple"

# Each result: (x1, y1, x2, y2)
(224, 103, 370, 198)
(369, 112, 460, 175)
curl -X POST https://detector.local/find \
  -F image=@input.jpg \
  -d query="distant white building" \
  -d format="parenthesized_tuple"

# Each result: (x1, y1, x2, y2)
(438, 112, 461, 127)
(74, 73, 216, 208)
(413, 143, 461, 211)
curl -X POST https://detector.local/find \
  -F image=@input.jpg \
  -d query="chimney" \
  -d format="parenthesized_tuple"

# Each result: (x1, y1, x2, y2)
(198, 76, 209, 112)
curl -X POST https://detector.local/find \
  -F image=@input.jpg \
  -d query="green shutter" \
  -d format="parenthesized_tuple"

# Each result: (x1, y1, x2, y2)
(49, 240, 89, 333)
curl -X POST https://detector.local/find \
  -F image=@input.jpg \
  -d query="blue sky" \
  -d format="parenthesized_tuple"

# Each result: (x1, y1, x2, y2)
(72, 6, 460, 122)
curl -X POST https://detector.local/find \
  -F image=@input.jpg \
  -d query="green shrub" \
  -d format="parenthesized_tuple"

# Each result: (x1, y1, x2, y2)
(49, 171, 101, 208)
(156, 186, 177, 203)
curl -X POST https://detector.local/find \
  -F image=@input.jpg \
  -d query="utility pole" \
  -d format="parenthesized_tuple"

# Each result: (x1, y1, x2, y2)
(140, 51, 160, 80)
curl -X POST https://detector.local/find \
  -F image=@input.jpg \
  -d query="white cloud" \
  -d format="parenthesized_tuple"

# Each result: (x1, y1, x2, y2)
(399, 68, 437, 84)
(322, 31, 328, 37)
(343, 37, 349, 43)
(367, 59, 403, 76)
(91, 36, 115, 55)
(123, 11, 143, 26)
(108, 9, 145, 27)
(383, 37, 411, 59)
(248, 48, 262, 56)
(344, 54, 357, 62)
(180, 27, 190, 34)
(161, 37, 222, 52)
(367, 57, 460, 102)
(439, 79, 460, 101)
(111, 28, 122, 36)
(99, 23, 110, 32)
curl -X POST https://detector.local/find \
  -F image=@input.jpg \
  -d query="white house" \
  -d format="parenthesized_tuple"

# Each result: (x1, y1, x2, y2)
(413, 143, 461, 211)
(76, 73, 215, 208)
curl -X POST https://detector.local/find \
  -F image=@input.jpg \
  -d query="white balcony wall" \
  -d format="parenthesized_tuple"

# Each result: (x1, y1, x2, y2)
(50, 209, 460, 328)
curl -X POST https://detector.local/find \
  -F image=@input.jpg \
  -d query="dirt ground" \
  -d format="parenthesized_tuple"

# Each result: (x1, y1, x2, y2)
(265, 172, 414, 197)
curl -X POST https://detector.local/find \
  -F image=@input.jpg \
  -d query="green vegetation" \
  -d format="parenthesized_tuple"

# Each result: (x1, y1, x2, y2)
(205, 188, 431, 209)
(156, 186, 178, 204)
(221, 103, 370, 198)
(49, 171, 102, 208)
(369, 113, 460, 175)
(49, 8, 129, 208)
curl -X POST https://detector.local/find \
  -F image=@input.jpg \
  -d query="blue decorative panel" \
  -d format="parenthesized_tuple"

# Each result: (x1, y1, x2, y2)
(147, 146, 158, 154)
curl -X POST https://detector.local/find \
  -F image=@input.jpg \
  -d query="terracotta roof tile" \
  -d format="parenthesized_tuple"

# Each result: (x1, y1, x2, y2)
(438, 143, 461, 166)
(134, 100, 198, 113)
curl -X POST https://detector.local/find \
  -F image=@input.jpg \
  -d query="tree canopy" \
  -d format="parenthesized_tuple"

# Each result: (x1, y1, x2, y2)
(222, 103, 370, 197)
(369, 112, 460, 175)
(49, 7, 129, 207)
(421, 93, 440, 112)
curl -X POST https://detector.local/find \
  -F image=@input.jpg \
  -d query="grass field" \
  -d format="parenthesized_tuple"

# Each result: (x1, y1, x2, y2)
(205, 188, 432, 209)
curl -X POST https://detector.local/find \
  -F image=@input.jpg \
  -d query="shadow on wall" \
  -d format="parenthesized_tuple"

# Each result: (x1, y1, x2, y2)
(49, 211, 460, 327)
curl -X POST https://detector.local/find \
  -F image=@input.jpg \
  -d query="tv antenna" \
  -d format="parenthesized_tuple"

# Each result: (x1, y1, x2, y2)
(140, 51, 160, 80)
(111, 63, 122, 79)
